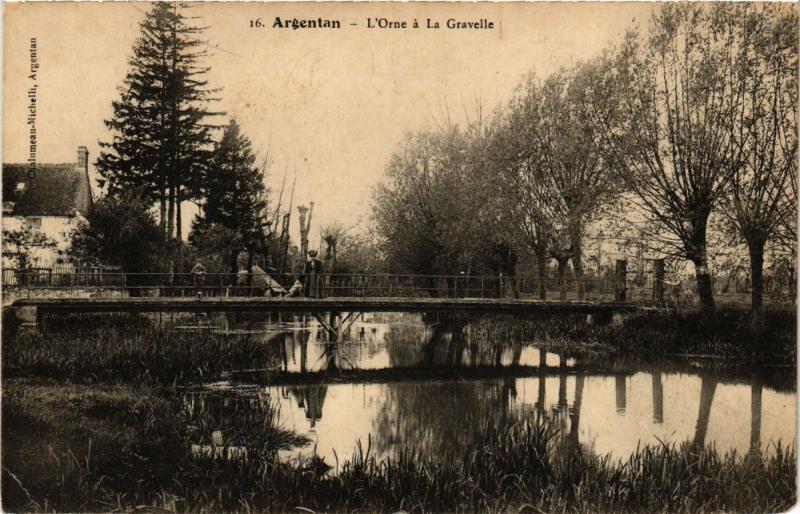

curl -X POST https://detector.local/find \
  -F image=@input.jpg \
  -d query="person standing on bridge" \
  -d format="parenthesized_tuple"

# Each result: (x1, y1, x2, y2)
(303, 250, 324, 298)
(191, 260, 207, 298)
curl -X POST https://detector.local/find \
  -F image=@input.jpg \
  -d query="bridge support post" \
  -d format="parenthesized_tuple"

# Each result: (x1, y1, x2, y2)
(615, 260, 627, 302)
(329, 311, 340, 342)
(652, 259, 665, 307)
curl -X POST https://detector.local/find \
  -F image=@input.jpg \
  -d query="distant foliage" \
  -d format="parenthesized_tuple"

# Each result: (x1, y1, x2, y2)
(190, 120, 271, 275)
(69, 194, 167, 276)
(2, 226, 56, 270)
(373, 126, 507, 278)
(372, 3, 798, 311)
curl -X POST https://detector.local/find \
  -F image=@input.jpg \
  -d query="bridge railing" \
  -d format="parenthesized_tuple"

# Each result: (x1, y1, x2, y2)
(1, 270, 651, 302)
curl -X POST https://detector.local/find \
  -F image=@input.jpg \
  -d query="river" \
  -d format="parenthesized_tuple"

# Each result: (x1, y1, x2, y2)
(189, 312, 796, 465)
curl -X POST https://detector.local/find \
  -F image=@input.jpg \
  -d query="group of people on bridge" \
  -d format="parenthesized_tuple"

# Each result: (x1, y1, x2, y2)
(189, 250, 326, 299)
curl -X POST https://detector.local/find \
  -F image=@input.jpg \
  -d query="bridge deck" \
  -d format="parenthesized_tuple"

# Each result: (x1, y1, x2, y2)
(14, 296, 636, 315)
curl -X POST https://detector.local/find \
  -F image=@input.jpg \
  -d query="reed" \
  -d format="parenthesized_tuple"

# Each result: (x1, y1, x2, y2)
(6, 401, 795, 513)
(4, 323, 281, 384)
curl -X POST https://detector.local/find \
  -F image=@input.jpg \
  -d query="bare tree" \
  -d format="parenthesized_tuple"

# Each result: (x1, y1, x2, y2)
(485, 112, 551, 299)
(495, 70, 620, 300)
(583, 5, 751, 314)
(723, 4, 798, 311)
(321, 222, 347, 266)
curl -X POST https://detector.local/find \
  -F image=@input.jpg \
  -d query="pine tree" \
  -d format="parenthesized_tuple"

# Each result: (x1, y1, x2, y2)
(97, 2, 220, 243)
(194, 120, 270, 276)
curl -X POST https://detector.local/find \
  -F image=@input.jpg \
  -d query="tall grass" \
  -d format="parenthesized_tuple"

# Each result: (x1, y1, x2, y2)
(3, 323, 281, 384)
(8, 409, 794, 513)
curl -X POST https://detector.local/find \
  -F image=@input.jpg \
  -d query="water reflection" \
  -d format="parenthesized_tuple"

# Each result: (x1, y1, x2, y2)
(615, 375, 627, 415)
(189, 314, 795, 465)
(693, 376, 717, 447)
(191, 367, 795, 465)
(286, 385, 328, 428)
(652, 371, 663, 423)
(236, 314, 576, 373)
(751, 378, 762, 453)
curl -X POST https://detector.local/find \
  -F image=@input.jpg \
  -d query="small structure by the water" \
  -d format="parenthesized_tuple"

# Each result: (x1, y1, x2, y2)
(191, 430, 248, 461)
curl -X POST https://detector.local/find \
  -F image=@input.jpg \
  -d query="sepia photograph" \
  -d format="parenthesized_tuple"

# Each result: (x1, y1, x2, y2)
(1, 1, 798, 512)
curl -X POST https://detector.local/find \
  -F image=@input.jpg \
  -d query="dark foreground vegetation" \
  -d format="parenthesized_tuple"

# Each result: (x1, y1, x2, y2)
(2, 309, 795, 512)
(3, 379, 795, 514)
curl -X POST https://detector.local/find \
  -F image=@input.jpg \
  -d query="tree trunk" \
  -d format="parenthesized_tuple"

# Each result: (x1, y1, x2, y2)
(536, 250, 547, 300)
(748, 239, 765, 312)
(176, 186, 182, 242)
(572, 236, 585, 301)
(230, 250, 239, 287)
(557, 256, 569, 301)
(687, 216, 714, 315)
(159, 186, 167, 239)
(246, 250, 254, 289)
(176, 186, 184, 275)
(692, 256, 715, 315)
(424, 275, 439, 298)
(509, 265, 520, 299)
(446, 276, 456, 298)
(167, 184, 175, 242)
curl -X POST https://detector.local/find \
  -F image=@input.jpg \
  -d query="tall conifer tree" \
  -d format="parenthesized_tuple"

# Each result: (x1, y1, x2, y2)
(97, 2, 219, 243)
(194, 119, 270, 275)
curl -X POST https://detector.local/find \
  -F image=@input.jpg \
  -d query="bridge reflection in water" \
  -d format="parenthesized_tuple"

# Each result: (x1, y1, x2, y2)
(186, 314, 794, 464)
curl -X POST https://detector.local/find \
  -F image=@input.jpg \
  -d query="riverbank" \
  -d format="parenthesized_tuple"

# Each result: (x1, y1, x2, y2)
(514, 307, 797, 365)
(4, 308, 795, 386)
(2, 309, 796, 512)
(3, 377, 795, 513)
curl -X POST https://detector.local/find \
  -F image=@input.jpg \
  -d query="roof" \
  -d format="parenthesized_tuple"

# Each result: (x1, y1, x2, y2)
(2, 163, 92, 216)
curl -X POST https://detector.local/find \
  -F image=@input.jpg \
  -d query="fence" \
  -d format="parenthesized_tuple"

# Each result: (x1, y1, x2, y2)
(2, 267, 125, 288)
(0, 259, 667, 305)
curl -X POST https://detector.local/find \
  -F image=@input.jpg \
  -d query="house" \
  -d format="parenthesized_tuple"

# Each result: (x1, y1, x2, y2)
(2, 146, 93, 269)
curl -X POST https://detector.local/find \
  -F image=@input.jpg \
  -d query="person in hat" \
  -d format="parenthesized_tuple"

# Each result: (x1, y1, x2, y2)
(303, 250, 324, 298)
(191, 260, 206, 297)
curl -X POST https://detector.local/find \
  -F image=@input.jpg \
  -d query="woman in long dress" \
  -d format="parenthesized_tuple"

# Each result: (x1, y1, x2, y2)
(303, 250, 324, 298)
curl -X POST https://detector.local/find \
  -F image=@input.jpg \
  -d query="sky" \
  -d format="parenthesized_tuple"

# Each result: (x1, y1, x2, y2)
(3, 2, 656, 247)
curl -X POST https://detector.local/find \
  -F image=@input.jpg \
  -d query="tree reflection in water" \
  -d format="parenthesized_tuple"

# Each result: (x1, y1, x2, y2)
(652, 371, 664, 424)
(751, 377, 762, 454)
(615, 375, 627, 415)
(693, 376, 718, 448)
(368, 353, 586, 459)
(215, 314, 789, 464)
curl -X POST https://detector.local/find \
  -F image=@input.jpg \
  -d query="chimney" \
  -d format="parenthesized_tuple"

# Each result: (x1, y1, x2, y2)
(77, 146, 89, 173)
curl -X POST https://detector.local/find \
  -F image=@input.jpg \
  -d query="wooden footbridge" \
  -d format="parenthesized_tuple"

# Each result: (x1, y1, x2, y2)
(5, 268, 656, 338)
(11, 296, 637, 339)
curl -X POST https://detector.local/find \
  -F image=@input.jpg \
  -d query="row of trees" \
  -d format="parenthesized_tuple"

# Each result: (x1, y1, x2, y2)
(73, 3, 275, 280)
(373, 3, 797, 312)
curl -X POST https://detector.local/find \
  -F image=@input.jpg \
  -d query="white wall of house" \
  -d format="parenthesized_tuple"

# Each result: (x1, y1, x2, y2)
(2, 214, 83, 268)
